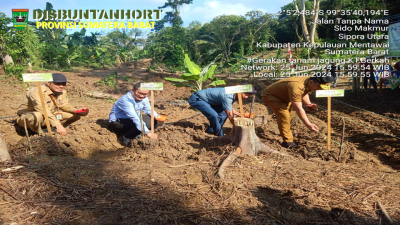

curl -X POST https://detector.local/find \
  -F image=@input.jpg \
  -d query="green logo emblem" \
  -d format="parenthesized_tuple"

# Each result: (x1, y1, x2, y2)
(12, 9, 29, 30)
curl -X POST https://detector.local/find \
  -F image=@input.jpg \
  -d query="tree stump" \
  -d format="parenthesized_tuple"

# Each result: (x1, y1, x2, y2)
(116, 55, 122, 68)
(217, 118, 287, 179)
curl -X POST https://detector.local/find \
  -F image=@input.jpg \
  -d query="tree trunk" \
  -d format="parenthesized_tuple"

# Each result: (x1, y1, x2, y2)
(116, 55, 121, 68)
(217, 118, 288, 179)
(3, 53, 13, 65)
(309, 0, 320, 44)
(0, 133, 12, 163)
(27, 62, 33, 73)
(294, 0, 311, 43)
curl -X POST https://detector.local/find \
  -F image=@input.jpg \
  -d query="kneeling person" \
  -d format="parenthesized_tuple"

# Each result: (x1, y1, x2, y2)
(17, 73, 89, 136)
(109, 82, 163, 144)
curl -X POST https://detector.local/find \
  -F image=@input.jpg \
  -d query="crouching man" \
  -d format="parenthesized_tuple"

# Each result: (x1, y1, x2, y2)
(188, 86, 257, 136)
(109, 82, 163, 145)
(17, 73, 89, 135)
(261, 74, 334, 148)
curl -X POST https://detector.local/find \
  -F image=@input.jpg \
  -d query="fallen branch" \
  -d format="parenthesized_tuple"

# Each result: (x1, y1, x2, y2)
(0, 185, 19, 201)
(1, 165, 24, 172)
(24, 119, 33, 153)
(377, 201, 394, 224)
(168, 162, 196, 168)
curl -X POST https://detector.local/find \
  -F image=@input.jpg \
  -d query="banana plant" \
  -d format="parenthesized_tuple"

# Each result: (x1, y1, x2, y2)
(53, 44, 79, 70)
(164, 54, 225, 92)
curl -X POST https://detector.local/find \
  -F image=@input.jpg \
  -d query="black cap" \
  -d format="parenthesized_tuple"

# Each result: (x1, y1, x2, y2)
(311, 73, 335, 84)
(52, 73, 67, 82)
(241, 83, 257, 94)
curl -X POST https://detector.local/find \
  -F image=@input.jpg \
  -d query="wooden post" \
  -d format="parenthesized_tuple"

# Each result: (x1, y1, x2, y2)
(37, 82, 52, 135)
(327, 96, 331, 150)
(140, 113, 145, 144)
(150, 90, 154, 136)
(238, 93, 244, 118)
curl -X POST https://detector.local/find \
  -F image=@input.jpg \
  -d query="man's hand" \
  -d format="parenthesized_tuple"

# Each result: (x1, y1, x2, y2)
(306, 123, 319, 132)
(146, 132, 158, 139)
(305, 104, 318, 112)
(56, 125, 67, 136)
(225, 110, 235, 125)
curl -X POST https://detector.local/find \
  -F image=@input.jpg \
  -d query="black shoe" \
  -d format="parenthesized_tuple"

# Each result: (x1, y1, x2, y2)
(205, 130, 214, 135)
(205, 127, 215, 135)
(281, 142, 297, 149)
(118, 137, 132, 146)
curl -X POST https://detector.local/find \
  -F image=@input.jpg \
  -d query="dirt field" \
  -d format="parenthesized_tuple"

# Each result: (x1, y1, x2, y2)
(0, 63, 399, 224)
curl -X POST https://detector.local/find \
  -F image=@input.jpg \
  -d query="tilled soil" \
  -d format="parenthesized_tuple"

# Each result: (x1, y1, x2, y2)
(0, 67, 399, 224)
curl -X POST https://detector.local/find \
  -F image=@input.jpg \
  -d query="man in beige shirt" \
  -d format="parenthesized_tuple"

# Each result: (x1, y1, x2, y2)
(17, 73, 89, 135)
(262, 74, 334, 148)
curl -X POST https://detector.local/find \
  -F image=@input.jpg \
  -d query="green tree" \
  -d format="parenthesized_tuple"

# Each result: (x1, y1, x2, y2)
(244, 11, 278, 55)
(104, 28, 142, 63)
(0, 13, 14, 65)
(33, 2, 68, 68)
(52, 29, 85, 70)
(154, 0, 193, 31)
(200, 15, 247, 63)
(145, 26, 187, 68)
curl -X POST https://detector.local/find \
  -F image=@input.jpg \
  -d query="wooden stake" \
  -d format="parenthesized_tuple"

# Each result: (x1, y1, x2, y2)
(238, 93, 244, 118)
(140, 113, 145, 145)
(23, 119, 33, 153)
(338, 117, 345, 162)
(377, 201, 394, 224)
(37, 82, 52, 136)
(327, 96, 331, 151)
(150, 90, 154, 136)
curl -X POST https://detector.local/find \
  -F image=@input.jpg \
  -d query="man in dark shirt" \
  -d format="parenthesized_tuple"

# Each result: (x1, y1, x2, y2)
(189, 86, 256, 136)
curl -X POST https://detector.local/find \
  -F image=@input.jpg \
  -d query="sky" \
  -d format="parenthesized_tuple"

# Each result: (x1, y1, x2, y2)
(2, 0, 292, 35)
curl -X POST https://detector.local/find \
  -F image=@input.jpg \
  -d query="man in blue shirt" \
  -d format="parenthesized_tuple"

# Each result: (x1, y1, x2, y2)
(109, 82, 162, 144)
(189, 86, 256, 136)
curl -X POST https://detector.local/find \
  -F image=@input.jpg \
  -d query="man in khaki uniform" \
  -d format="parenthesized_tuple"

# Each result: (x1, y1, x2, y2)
(262, 74, 334, 148)
(17, 73, 89, 135)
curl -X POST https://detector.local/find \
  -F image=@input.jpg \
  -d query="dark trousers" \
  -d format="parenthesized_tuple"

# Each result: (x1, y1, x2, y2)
(363, 73, 377, 90)
(188, 94, 228, 136)
(110, 114, 164, 139)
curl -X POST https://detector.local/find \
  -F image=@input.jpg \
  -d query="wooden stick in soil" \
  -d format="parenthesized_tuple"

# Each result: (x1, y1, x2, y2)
(338, 117, 345, 162)
(377, 201, 394, 224)
(37, 82, 52, 136)
(237, 93, 244, 118)
(327, 96, 331, 150)
(23, 119, 33, 153)
(140, 113, 145, 145)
